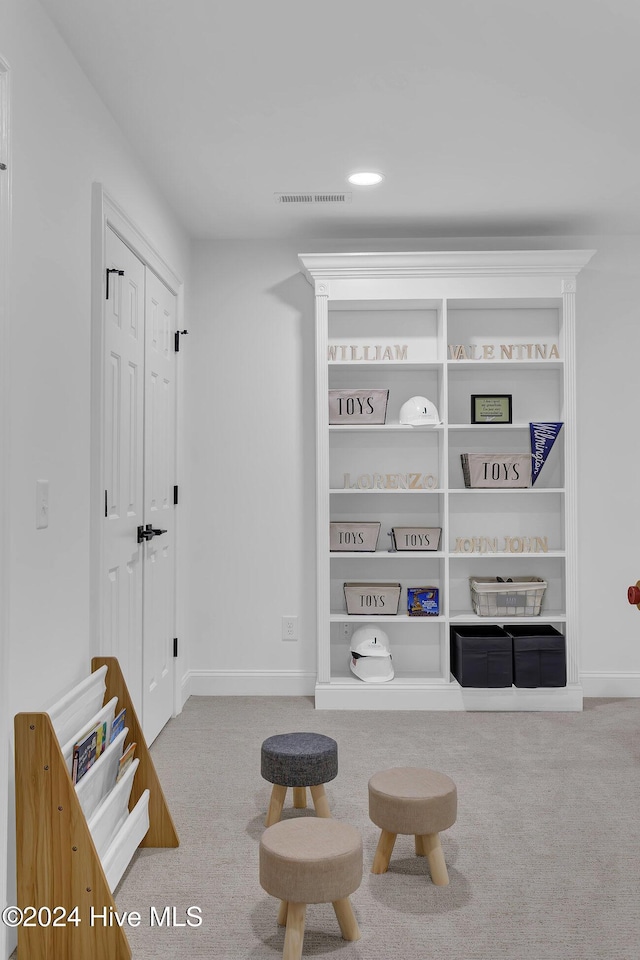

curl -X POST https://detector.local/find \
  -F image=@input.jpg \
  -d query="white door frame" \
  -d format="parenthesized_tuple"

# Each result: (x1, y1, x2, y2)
(90, 183, 184, 725)
(0, 55, 12, 960)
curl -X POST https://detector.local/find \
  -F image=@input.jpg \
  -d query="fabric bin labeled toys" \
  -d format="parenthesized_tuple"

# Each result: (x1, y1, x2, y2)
(329, 388, 389, 425)
(330, 522, 380, 552)
(450, 625, 513, 687)
(461, 453, 531, 488)
(407, 586, 439, 616)
(469, 576, 547, 617)
(391, 527, 441, 551)
(503, 624, 567, 688)
(344, 582, 401, 616)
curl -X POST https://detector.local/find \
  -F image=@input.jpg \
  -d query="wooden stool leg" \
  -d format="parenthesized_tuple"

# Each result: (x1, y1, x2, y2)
(420, 832, 449, 886)
(265, 784, 288, 827)
(371, 829, 397, 874)
(283, 902, 306, 960)
(292, 787, 307, 809)
(415, 834, 426, 856)
(309, 784, 331, 818)
(277, 900, 288, 927)
(332, 897, 361, 941)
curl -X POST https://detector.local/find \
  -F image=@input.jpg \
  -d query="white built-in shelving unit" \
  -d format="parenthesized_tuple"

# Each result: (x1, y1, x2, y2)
(299, 250, 594, 711)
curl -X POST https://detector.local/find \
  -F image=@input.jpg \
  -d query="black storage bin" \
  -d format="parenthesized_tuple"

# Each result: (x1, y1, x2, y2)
(450, 625, 512, 688)
(504, 624, 566, 688)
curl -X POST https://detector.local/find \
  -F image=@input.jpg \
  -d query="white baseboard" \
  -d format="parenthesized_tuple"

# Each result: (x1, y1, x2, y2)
(180, 670, 640, 701)
(315, 681, 584, 711)
(580, 672, 640, 697)
(183, 670, 316, 698)
(179, 669, 191, 710)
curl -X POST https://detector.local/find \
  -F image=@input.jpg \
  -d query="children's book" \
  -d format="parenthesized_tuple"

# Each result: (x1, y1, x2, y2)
(72, 729, 98, 784)
(94, 720, 108, 760)
(110, 707, 126, 743)
(116, 742, 136, 782)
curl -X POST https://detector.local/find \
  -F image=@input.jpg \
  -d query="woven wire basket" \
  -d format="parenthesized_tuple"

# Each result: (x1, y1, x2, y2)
(469, 577, 547, 617)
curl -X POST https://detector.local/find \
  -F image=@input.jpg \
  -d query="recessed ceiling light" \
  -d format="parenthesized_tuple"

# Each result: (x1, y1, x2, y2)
(347, 171, 384, 186)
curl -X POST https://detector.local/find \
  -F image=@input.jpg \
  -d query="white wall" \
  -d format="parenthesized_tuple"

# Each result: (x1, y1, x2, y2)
(186, 236, 640, 697)
(574, 238, 640, 693)
(1, 1, 190, 955)
(185, 242, 317, 694)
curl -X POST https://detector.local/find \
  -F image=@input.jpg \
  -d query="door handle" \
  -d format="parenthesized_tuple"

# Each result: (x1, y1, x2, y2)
(146, 524, 167, 538)
(628, 581, 640, 609)
(137, 524, 168, 543)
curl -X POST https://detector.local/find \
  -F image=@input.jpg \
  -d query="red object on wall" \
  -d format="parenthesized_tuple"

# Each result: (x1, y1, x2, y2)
(627, 584, 640, 606)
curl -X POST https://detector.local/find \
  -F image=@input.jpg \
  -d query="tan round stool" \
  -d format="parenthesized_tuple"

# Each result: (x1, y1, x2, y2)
(259, 817, 362, 960)
(368, 766, 457, 885)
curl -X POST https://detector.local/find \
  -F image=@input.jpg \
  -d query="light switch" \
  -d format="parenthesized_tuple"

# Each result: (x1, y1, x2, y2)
(36, 479, 49, 529)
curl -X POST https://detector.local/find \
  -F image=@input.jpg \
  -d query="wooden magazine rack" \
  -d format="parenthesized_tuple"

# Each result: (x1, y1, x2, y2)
(14, 657, 179, 959)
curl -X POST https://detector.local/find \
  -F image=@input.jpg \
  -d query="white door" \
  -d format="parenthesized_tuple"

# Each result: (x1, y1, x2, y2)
(103, 226, 177, 741)
(104, 229, 145, 709)
(142, 270, 177, 743)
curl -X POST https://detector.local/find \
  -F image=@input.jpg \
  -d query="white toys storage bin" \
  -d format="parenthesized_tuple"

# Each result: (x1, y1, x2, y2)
(344, 582, 401, 615)
(461, 453, 531, 488)
(330, 521, 381, 551)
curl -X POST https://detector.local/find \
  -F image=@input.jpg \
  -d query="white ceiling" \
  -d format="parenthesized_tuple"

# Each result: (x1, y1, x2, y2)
(39, 0, 640, 240)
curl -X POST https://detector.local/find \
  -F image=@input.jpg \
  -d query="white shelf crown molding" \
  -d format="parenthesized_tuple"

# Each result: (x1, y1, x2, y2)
(299, 250, 596, 285)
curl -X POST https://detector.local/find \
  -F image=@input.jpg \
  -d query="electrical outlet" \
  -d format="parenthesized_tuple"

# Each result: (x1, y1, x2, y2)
(282, 616, 298, 641)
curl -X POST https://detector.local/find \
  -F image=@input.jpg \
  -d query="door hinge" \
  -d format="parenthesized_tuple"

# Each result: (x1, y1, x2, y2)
(0, 162, 7, 171)
(174, 485, 179, 505)
(104, 490, 108, 518)
(174, 329, 189, 352)
(173, 638, 178, 658)
(106, 268, 124, 300)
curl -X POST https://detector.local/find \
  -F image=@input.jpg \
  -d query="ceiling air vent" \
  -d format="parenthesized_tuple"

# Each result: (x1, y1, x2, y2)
(274, 192, 352, 204)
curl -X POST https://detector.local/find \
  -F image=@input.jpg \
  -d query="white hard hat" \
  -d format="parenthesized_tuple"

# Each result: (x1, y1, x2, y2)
(350, 625, 391, 657)
(349, 625, 394, 683)
(399, 396, 441, 426)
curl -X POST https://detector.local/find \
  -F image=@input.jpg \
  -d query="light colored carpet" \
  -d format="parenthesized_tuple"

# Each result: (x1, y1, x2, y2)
(10, 696, 636, 959)
(107, 695, 640, 959)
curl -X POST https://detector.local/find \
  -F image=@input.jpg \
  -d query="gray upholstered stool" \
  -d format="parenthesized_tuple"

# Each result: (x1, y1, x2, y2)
(368, 766, 457, 885)
(261, 732, 338, 827)
(260, 817, 362, 960)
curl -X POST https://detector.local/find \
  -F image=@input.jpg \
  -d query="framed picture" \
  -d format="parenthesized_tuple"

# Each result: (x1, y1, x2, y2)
(470, 394, 512, 424)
